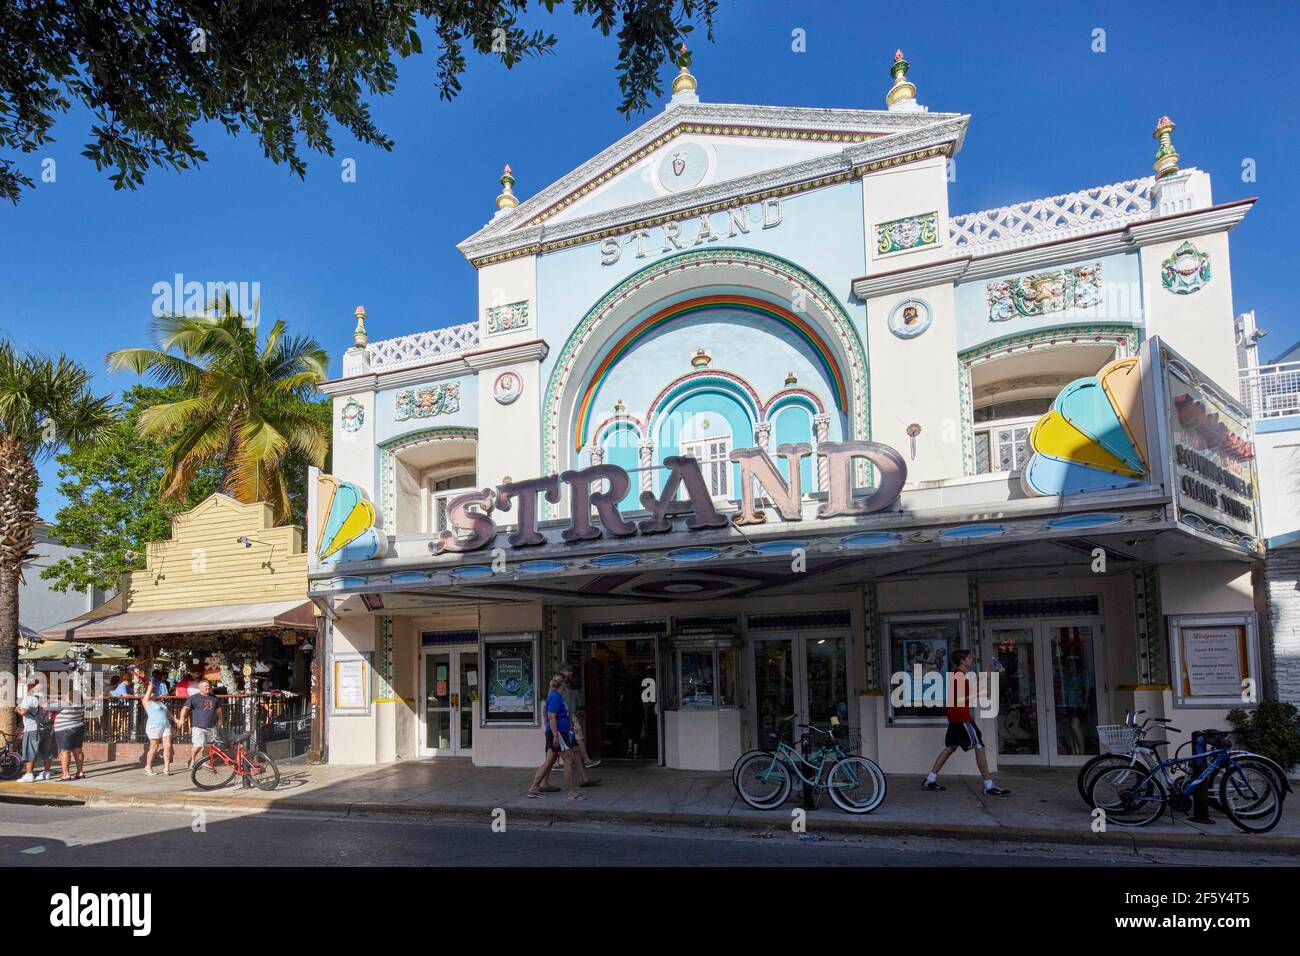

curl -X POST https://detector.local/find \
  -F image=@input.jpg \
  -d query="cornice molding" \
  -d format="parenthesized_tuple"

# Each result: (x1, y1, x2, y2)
(851, 198, 1255, 299)
(319, 339, 550, 396)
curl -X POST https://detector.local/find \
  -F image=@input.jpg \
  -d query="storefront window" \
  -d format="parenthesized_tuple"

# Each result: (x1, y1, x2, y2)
(667, 635, 741, 711)
(884, 614, 965, 721)
(680, 651, 714, 709)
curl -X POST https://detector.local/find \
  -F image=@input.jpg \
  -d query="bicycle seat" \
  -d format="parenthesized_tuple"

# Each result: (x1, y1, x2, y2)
(1137, 738, 1169, 749)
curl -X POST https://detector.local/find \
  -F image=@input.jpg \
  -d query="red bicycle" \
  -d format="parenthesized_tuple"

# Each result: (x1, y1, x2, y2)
(190, 731, 280, 791)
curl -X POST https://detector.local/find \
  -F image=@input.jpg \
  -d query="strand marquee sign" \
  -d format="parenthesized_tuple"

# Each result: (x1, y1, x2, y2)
(432, 441, 907, 555)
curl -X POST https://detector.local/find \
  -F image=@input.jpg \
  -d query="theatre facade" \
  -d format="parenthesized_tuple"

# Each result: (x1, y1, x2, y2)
(309, 53, 1266, 773)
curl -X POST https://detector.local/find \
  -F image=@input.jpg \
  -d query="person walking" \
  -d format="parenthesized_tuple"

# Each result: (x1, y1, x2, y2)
(142, 681, 181, 775)
(15, 677, 55, 782)
(179, 680, 223, 769)
(551, 663, 600, 785)
(527, 675, 584, 801)
(48, 691, 86, 781)
(923, 649, 1010, 796)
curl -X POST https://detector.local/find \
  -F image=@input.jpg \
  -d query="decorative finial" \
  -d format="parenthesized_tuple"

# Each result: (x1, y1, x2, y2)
(691, 347, 712, 369)
(886, 49, 917, 109)
(614, 399, 627, 415)
(784, 371, 798, 386)
(672, 43, 698, 96)
(1152, 116, 1180, 179)
(353, 306, 368, 348)
(495, 163, 519, 211)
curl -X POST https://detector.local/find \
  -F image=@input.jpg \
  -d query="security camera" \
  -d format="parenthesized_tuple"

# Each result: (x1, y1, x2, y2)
(237, 535, 253, 548)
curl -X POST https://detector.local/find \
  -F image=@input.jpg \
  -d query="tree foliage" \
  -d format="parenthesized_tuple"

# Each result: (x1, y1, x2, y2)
(106, 306, 331, 524)
(40, 383, 329, 594)
(0, 0, 717, 202)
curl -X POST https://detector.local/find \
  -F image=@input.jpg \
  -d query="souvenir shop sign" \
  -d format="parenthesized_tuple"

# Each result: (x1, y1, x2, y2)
(432, 440, 906, 555)
(1163, 358, 1259, 541)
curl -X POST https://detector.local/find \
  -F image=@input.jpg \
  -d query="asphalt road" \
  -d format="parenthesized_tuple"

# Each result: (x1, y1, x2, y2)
(1, 802, 1296, 867)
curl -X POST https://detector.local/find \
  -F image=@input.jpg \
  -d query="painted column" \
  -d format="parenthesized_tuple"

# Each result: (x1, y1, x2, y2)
(638, 439, 655, 495)
(813, 414, 832, 491)
(588, 444, 606, 467)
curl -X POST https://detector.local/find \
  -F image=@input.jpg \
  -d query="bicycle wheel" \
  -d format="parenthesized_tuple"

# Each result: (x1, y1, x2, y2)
(826, 756, 887, 814)
(1088, 766, 1166, 826)
(191, 752, 236, 790)
(1207, 756, 1286, 815)
(0, 750, 20, 781)
(734, 751, 792, 810)
(732, 749, 769, 790)
(244, 751, 280, 792)
(1219, 764, 1283, 834)
(1077, 754, 1138, 807)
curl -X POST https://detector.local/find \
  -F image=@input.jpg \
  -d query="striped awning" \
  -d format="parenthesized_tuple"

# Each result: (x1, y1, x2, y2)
(39, 600, 317, 642)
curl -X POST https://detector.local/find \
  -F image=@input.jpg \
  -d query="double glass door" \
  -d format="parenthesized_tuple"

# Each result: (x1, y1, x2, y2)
(983, 619, 1103, 765)
(751, 631, 850, 750)
(420, 647, 478, 757)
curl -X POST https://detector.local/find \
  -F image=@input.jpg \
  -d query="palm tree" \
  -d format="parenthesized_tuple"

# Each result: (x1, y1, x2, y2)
(106, 305, 329, 524)
(0, 343, 116, 739)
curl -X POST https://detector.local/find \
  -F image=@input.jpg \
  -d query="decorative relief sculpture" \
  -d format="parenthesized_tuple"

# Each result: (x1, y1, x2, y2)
(986, 263, 1102, 322)
(395, 383, 461, 421)
(875, 212, 938, 255)
(340, 397, 365, 433)
(486, 300, 530, 335)
(1161, 241, 1211, 295)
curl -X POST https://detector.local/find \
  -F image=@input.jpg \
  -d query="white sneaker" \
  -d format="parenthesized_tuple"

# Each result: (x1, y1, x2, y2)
(37, 770, 51, 781)
(18, 773, 35, 783)
(144, 769, 156, 776)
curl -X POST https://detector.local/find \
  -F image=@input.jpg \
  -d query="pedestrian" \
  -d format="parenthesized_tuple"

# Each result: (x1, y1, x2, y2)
(179, 680, 223, 769)
(16, 677, 55, 782)
(923, 649, 1010, 796)
(527, 675, 584, 801)
(142, 681, 181, 776)
(110, 670, 132, 697)
(149, 670, 170, 697)
(555, 662, 601, 781)
(48, 690, 86, 781)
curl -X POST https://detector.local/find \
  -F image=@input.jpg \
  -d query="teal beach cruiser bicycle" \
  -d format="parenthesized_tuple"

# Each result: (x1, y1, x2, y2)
(733, 715, 887, 814)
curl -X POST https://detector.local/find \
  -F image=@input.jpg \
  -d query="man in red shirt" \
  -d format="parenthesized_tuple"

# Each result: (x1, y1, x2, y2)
(923, 649, 1009, 796)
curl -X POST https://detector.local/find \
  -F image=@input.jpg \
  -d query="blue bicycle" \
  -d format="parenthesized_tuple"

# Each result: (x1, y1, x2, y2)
(1088, 730, 1285, 833)
(733, 715, 886, 814)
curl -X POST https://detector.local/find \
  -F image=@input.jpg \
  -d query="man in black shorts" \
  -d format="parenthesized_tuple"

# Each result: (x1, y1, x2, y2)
(923, 649, 1010, 796)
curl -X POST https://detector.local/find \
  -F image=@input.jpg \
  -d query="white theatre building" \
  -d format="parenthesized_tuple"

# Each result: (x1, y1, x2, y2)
(309, 52, 1269, 774)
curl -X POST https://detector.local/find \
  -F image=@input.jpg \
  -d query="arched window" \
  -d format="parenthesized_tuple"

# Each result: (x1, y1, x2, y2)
(971, 343, 1120, 474)
(428, 472, 476, 534)
(678, 412, 734, 498)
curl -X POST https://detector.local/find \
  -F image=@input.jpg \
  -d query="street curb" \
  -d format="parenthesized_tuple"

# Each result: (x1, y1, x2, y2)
(3, 785, 1297, 854)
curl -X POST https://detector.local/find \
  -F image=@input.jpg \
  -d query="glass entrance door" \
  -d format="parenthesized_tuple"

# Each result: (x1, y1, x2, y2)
(751, 632, 850, 750)
(983, 619, 1102, 765)
(421, 646, 476, 757)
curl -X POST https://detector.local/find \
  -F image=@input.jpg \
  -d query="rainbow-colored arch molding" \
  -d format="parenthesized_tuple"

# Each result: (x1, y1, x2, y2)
(1021, 357, 1150, 497)
(316, 475, 389, 563)
(573, 294, 848, 452)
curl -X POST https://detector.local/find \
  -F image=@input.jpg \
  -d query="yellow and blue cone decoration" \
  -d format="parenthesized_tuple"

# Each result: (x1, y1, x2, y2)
(1021, 357, 1149, 497)
(316, 474, 389, 563)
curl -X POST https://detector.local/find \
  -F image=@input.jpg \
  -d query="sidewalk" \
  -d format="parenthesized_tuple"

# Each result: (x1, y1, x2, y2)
(2, 758, 1297, 853)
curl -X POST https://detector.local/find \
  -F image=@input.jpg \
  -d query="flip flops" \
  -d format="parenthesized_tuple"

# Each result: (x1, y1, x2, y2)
(526, 791, 545, 798)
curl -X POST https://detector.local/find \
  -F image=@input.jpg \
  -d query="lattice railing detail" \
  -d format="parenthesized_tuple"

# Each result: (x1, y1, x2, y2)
(367, 321, 480, 371)
(950, 177, 1155, 256)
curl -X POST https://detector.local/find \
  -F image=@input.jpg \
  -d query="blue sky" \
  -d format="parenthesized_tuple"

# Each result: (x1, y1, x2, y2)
(3, 0, 1297, 519)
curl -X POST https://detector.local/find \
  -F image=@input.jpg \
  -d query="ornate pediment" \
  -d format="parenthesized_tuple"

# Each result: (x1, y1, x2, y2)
(458, 102, 968, 266)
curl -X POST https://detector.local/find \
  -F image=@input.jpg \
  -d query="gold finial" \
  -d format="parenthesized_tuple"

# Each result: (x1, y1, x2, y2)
(784, 371, 798, 386)
(672, 43, 698, 95)
(353, 306, 368, 348)
(495, 164, 519, 211)
(1152, 116, 1180, 179)
(886, 49, 917, 109)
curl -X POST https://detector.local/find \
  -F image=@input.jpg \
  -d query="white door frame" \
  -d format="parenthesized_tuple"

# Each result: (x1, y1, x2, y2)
(747, 629, 853, 749)
(418, 644, 477, 757)
(983, 617, 1106, 767)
